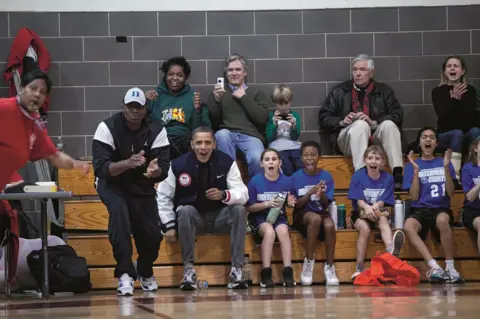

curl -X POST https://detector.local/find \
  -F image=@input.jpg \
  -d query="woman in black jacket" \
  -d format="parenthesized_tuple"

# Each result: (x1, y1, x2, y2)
(431, 55, 480, 180)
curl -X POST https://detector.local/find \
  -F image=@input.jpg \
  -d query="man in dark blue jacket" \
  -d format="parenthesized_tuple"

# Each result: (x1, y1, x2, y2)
(92, 87, 170, 296)
(157, 126, 248, 290)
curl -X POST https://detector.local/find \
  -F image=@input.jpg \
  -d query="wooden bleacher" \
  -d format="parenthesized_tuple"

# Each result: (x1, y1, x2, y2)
(58, 156, 479, 289)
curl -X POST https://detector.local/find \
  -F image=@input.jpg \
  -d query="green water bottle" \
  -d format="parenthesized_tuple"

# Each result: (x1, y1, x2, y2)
(337, 204, 346, 229)
(266, 192, 287, 224)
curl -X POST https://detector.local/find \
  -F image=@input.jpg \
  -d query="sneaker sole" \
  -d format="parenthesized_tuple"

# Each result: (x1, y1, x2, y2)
(283, 282, 296, 287)
(429, 277, 446, 283)
(391, 230, 405, 257)
(300, 279, 313, 286)
(228, 282, 248, 289)
(140, 283, 158, 292)
(117, 290, 134, 296)
(326, 281, 340, 286)
(260, 282, 274, 288)
(445, 277, 465, 284)
(180, 283, 198, 291)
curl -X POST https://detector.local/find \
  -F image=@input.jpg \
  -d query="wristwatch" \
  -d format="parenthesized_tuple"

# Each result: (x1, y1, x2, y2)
(221, 190, 227, 200)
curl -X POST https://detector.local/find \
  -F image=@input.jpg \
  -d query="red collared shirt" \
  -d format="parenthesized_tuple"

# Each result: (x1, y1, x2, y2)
(0, 97, 57, 189)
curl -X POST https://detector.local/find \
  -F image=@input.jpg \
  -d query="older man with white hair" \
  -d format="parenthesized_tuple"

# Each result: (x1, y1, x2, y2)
(318, 54, 404, 188)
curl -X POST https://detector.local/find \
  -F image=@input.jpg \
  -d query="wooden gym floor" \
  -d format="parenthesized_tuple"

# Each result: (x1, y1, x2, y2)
(2, 283, 480, 318)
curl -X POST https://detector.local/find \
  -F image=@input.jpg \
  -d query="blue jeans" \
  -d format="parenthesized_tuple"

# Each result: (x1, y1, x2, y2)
(439, 127, 480, 153)
(215, 129, 265, 177)
(279, 149, 304, 176)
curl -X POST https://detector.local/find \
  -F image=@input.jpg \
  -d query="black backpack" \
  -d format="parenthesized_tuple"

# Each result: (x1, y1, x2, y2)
(27, 245, 91, 294)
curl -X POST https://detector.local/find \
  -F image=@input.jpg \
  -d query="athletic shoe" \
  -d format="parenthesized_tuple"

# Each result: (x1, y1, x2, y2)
(139, 275, 158, 292)
(253, 231, 262, 247)
(351, 271, 361, 281)
(426, 267, 446, 283)
(260, 267, 275, 288)
(389, 230, 405, 257)
(117, 273, 134, 296)
(324, 264, 339, 286)
(228, 265, 248, 289)
(300, 258, 315, 286)
(180, 267, 198, 290)
(282, 266, 296, 287)
(445, 268, 465, 283)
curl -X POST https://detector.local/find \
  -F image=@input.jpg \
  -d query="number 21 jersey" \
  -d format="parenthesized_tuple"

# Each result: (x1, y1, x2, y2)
(403, 157, 456, 208)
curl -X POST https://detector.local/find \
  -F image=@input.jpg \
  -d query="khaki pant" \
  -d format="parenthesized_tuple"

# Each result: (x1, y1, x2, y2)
(337, 120, 403, 171)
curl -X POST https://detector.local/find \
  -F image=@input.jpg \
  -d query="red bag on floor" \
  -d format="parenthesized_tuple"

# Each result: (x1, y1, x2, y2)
(354, 251, 420, 287)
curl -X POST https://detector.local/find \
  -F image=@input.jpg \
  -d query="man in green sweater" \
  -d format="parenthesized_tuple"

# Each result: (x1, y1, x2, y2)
(207, 54, 271, 177)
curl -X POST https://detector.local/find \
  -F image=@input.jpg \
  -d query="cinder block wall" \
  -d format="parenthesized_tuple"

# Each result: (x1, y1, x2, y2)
(1, 6, 480, 158)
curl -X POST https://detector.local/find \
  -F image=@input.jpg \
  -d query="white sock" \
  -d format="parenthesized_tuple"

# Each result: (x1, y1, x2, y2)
(445, 260, 454, 271)
(386, 243, 394, 253)
(428, 259, 440, 269)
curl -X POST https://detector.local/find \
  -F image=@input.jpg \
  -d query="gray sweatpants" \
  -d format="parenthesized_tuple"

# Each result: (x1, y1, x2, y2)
(177, 204, 246, 268)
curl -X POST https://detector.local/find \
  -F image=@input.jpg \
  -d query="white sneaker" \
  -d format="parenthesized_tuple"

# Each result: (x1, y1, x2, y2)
(426, 267, 447, 283)
(445, 268, 464, 283)
(324, 264, 339, 286)
(351, 271, 361, 281)
(301, 258, 315, 286)
(117, 273, 134, 296)
(139, 275, 158, 292)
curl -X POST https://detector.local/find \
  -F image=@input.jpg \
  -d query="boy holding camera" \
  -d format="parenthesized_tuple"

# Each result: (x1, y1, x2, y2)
(266, 84, 303, 176)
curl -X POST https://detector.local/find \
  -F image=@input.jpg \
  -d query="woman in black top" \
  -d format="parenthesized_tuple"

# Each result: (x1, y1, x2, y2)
(431, 55, 480, 180)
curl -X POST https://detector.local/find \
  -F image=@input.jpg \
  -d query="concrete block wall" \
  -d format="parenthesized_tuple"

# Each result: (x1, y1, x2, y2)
(1, 6, 480, 158)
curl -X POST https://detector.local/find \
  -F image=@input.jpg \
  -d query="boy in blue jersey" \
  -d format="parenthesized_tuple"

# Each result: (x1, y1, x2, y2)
(246, 148, 297, 287)
(403, 127, 463, 283)
(291, 141, 339, 286)
(348, 145, 405, 280)
(461, 136, 480, 254)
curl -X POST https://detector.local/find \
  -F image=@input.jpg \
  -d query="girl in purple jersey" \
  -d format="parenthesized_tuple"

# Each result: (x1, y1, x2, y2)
(291, 141, 339, 286)
(461, 136, 480, 254)
(403, 127, 463, 283)
(348, 145, 405, 281)
(246, 148, 297, 288)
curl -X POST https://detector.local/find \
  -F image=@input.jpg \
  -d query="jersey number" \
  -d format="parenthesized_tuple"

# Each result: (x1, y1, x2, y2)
(430, 184, 445, 198)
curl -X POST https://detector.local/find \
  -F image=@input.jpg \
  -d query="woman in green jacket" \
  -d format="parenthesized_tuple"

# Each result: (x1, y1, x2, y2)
(146, 56, 211, 159)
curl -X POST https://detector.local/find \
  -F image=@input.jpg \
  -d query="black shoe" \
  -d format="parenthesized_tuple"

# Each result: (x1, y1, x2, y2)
(454, 179, 462, 190)
(282, 266, 296, 287)
(253, 231, 262, 247)
(393, 167, 403, 191)
(260, 267, 274, 288)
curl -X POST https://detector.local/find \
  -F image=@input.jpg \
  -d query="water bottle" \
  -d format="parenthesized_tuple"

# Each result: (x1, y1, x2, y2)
(197, 280, 209, 289)
(329, 199, 338, 230)
(56, 136, 64, 152)
(394, 198, 405, 229)
(243, 254, 252, 286)
(266, 192, 286, 224)
(337, 204, 346, 229)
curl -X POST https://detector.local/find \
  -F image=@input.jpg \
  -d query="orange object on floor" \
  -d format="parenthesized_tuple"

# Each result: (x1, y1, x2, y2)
(354, 251, 420, 287)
